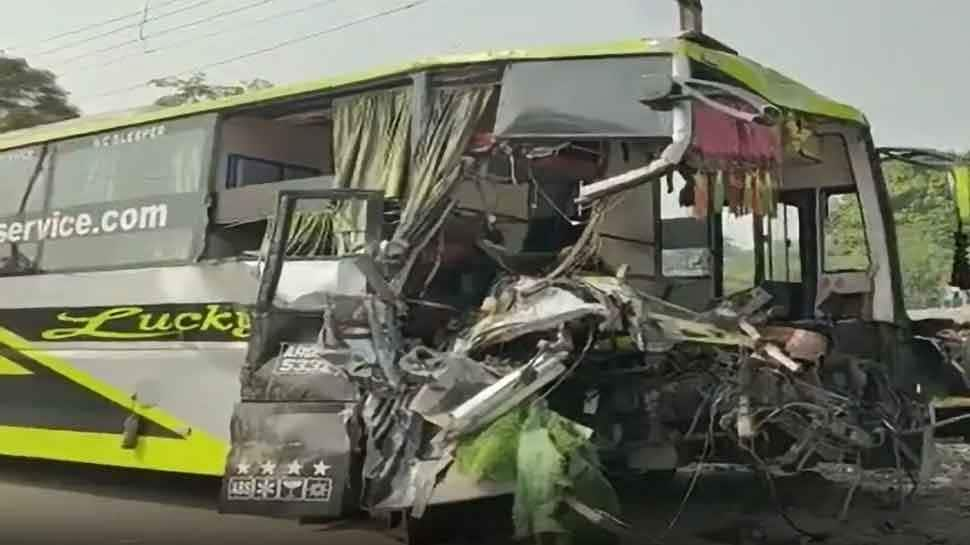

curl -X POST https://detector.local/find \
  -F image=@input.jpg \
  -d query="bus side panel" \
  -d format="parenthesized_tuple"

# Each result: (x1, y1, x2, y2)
(0, 263, 259, 475)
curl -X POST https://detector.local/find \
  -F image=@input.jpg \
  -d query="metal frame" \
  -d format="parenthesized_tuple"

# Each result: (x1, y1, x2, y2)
(256, 188, 384, 313)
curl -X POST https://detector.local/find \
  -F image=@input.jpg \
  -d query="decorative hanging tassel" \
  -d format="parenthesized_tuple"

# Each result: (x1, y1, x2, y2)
(766, 169, 778, 218)
(712, 170, 725, 216)
(694, 172, 709, 219)
(743, 171, 754, 215)
(751, 170, 763, 217)
(755, 169, 771, 216)
(728, 169, 744, 215)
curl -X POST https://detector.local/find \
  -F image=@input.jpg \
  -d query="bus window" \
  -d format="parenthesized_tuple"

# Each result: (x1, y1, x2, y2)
(40, 116, 215, 271)
(823, 191, 870, 272)
(227, 154, 321, 188)
(659, 174, 714, 310)
(764, 204, 801, 282)
(721, 209, 757, 295)
(0, 147, 50, 274)
(50, 119, 211, 208)
(0, 146, 48, 216)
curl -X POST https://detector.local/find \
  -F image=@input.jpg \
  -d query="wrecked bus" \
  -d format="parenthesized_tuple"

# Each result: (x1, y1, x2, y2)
(0, 33, 968, 543)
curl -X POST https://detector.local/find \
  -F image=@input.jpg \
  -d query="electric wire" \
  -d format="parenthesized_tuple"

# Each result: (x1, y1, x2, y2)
(60, 0, 340, 76)
(2, 0, 193, 53)
(77, 0, 431, 105)
(52, 0, 279, 68)
(31, 0, 217, 58)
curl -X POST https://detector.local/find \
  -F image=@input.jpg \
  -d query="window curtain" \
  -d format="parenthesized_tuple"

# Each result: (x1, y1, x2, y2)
(331, 88, 413, 254)
(388, 85, 495, 285)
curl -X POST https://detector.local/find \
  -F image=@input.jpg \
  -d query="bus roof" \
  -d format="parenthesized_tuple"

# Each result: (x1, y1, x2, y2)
(0, 37, 868, 153)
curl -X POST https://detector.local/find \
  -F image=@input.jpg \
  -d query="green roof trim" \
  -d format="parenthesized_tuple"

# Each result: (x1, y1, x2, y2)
(0, 37, 868, 152)
(674, 40, 869, 126)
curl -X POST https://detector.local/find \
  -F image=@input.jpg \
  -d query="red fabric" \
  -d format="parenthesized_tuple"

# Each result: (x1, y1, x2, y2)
(690, 101, 782, 168)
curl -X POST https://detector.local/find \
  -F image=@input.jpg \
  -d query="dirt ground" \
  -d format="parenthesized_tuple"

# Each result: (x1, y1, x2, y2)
(603, 441, 970, 545)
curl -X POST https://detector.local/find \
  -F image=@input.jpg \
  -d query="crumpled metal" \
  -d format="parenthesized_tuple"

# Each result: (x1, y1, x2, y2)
(400, 346, 499, 428)
(451, 278, 609, 354)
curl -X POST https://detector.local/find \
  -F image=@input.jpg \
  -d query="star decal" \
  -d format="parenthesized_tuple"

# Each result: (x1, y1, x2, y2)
(312, 461, 331, 476)
(236, 460, 251, 475)
(259, 460, 277, 475)
(286, 460, 303, 476)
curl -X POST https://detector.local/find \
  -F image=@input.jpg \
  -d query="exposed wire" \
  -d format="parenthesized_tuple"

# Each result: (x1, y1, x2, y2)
(53, 0, 280, 68)
(61, 0, 341, 77)
(31, 0, 217, 58)
(660, 393, 718, 539)
(77, 0, 432, 105)
(2, 0, 190, 53)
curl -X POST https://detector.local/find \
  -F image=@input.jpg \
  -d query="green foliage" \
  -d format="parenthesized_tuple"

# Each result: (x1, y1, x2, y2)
(455, 404, 621, 545)
(0, 56, 79, 132)
(512, 404, 620, 545)
(827, 161, 956, 309)
(455, 407, 527, 483)
(722, 238, 755, 295)
(149, 72, 273, 107)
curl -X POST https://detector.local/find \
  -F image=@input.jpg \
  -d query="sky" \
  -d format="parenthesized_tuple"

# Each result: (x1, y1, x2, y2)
(2, 0, 969, 151)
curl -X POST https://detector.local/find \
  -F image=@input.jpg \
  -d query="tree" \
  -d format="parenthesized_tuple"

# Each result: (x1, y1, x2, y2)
(0, 56, 79, 132)
(827, 161, 957, 309)
(149, 72, 273, 107)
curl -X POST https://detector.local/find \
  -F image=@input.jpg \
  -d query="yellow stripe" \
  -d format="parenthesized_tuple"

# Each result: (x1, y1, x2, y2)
(0, 328, 229, 475)
(0, 426, 227, 475)
(0, 354, 32, 375)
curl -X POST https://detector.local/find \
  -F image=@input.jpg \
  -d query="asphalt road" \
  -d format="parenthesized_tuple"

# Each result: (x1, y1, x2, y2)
(3, 451, 966, 545)
(0, 457, 398, 545)
(0, 456, 818, 545)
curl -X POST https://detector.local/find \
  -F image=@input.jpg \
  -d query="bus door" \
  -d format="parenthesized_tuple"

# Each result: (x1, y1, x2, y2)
(220, 188, 384, 519)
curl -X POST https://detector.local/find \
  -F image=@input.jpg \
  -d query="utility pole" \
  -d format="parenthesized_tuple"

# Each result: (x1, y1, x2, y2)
(677, 0, 703, 33)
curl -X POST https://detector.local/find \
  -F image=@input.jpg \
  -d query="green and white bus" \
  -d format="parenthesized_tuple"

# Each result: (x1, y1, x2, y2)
(0, 28, 967, 544)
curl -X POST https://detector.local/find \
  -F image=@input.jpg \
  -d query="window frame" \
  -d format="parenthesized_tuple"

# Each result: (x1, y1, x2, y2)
(225, 153, 322, 189)
(821, 188, 872, 274)
(13, 114, 218, 275)
(761, 203, 803, 283)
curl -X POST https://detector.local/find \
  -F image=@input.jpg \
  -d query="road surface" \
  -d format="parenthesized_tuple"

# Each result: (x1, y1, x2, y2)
(3, 444, 970, 545)
(0, 457, 397, 545)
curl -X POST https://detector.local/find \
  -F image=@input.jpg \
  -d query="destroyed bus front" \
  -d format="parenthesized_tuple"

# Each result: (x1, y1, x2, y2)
(218, 41, 968, 542)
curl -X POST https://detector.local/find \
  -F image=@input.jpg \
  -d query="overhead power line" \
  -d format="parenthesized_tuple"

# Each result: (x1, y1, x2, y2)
(53, 0, 279, 68)
(32, 0, 217, 58)
(62, 0, 341, 76)
(81, 0, 431, 104)
(3, 0, 192, 53)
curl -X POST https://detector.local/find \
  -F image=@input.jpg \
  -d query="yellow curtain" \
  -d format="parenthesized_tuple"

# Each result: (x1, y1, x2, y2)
(394, 85, 494, 249)
(331, 87, 413, 254)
